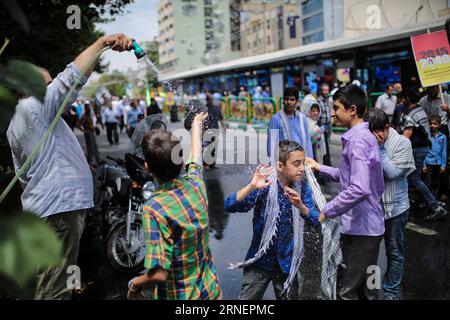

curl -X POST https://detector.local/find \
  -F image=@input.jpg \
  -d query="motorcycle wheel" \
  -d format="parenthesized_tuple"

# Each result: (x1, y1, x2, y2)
(106, 221, 146, 274)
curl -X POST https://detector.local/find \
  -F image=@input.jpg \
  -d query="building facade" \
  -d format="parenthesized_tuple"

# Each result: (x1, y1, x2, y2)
(240, 0, 302, 57)
(343, 0, 449, 38)
(157, 0, 242, 75)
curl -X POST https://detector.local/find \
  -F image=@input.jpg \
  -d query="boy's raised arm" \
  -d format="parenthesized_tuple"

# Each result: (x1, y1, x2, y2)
(190, 112, 208, 164)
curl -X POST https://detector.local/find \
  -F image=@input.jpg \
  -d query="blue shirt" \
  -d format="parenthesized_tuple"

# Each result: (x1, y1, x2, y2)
(127, 108, 141, 128)
(224, 179, 319, 274)
(103, 107, 118, 124)
(7, 63, 93, 218)
(267, 112, 314, 158)
(424, 133, 447, 168)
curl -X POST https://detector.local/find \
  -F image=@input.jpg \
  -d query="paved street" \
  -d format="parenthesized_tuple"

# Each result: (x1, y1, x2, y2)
(74, 117, 450, 300)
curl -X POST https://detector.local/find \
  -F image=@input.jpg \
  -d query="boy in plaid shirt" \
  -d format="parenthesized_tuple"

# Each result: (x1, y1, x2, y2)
(127, 112, 222, 300)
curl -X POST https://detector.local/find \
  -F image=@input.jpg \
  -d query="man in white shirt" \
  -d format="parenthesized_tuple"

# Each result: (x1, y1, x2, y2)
(375, 84, 397, 124)
(7, 33, 134, 300)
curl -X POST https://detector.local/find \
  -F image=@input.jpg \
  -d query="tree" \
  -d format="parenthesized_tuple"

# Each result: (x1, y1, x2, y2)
(0, 0, 135, 76)
(83, 70, 128, 97)
(142, 40, 159, 67)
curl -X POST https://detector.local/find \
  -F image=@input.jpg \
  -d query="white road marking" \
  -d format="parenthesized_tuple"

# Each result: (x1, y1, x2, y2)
(406, 222, 438, 236)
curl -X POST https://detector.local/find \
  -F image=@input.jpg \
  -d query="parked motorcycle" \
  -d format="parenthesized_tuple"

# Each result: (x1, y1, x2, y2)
(93, 114, 168, 274)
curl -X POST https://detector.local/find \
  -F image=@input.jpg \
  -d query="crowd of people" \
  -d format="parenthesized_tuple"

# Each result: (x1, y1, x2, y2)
(5, 31, 449, 301)
(62, 94, 163, 166)
(127, 83, 448, 301)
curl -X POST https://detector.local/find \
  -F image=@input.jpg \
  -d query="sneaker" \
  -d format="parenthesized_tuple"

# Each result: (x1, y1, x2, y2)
(424, 205, 448, 221)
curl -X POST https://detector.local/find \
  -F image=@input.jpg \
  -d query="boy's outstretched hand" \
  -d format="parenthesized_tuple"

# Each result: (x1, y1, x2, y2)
(305, 157, 320, 171)
(250, 164, 273, 190)
(284, 187, 309, 217)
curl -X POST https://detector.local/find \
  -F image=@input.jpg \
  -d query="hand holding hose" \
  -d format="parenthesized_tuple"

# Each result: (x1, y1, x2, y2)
(102, 33, 134, 52)
(74, 33, 134, 77)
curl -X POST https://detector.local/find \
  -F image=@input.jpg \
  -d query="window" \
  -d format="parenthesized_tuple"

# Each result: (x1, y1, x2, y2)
(302, 0, 323, 16)
(302, 31, 324, 45)
(206, 31, 214, 41)
(302, 13, 323, 33)
(267, 36, 271, 45)
(205, 19, 213, 28)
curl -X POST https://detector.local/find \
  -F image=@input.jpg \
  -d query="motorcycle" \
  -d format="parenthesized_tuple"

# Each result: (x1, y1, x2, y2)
(93, 114, 168, 274)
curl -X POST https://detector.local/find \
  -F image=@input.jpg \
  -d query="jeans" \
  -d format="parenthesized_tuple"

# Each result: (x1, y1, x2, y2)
(408, 147, 438, 210)
(239, 265, 299, 300)
(383, 209, 409, 299)
(35, 209, 87, 300)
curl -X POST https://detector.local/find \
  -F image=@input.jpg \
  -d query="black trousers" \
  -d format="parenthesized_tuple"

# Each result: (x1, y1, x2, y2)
(337, 234, 383, 300)
(105, 122, 119, 145)
(423, 165, 447, 198)
(322, 129, 331, 166)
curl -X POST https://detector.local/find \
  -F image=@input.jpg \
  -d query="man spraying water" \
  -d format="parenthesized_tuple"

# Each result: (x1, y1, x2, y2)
(6, 33, 134, 300)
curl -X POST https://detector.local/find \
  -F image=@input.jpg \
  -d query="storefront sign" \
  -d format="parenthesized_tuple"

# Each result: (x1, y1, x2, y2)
(411, 30, 450, 87)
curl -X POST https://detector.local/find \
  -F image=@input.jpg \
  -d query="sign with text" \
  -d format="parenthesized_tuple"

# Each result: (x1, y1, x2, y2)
(411, 30, 450, 87)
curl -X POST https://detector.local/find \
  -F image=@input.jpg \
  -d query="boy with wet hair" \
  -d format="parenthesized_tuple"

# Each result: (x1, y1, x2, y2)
(307, 84, 385, 300)
(127, 112, 222, 300)
(224, 140, 319, 300)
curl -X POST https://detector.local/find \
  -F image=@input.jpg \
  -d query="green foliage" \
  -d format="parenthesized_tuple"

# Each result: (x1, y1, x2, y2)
(143, 41, 159, 67)
(0, 0, 135, 76)
(98, 70, 128, 97)
(0, 0, 29, 34)
(0, 212, 63, 289)
(0, 59, 47, 102)
(0, 86, 16, 129)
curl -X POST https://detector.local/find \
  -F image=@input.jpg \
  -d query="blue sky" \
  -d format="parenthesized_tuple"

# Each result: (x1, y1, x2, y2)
(96, 0, 159, 72)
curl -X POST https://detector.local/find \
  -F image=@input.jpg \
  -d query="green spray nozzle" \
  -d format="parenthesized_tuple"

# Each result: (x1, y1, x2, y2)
(132, 41, 146, 59)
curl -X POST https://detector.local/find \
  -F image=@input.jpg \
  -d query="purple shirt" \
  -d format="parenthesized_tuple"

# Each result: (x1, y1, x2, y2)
(320, 122, 385, 236)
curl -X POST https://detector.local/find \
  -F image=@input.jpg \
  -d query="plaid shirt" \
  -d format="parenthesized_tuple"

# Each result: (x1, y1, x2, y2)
(317, 95, 332, 127)
(142, 161, 222, 300)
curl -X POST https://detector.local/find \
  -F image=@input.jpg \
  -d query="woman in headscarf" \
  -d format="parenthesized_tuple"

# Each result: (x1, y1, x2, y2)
(304, 102, 325, 164)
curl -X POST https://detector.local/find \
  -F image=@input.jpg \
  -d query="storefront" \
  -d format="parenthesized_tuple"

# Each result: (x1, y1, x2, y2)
(161, 21, 444, 98)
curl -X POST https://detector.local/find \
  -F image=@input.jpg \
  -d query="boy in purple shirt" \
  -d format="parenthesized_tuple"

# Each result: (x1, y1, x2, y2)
(307, 84, 385, 300)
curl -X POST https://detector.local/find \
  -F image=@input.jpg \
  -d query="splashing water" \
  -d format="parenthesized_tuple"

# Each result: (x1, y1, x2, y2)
(138, 55, 185, 97)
